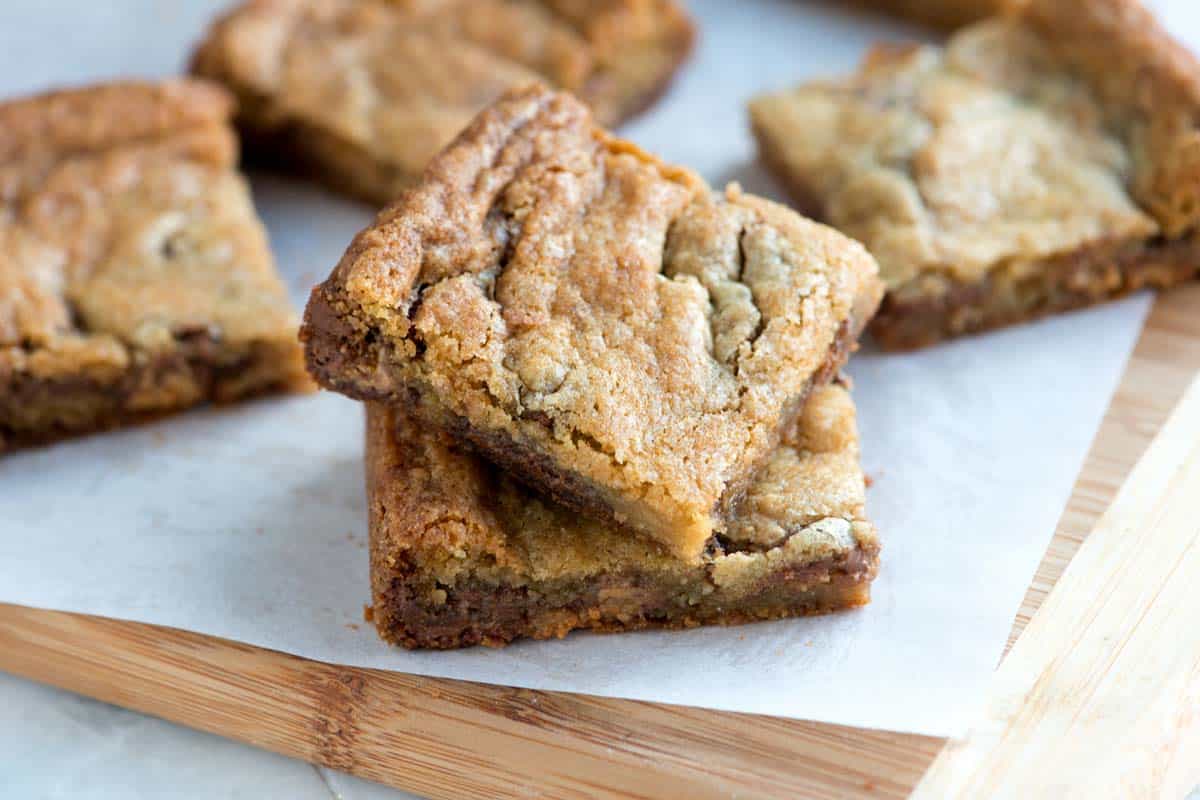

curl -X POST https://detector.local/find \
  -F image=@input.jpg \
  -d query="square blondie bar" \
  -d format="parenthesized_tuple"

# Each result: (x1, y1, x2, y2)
(192, 0, 694, 206)
(751, 0, 1200, 349)
(0, 80, 308, 451)
(304, 85, 883, 561)
(367, 383, 879, 649)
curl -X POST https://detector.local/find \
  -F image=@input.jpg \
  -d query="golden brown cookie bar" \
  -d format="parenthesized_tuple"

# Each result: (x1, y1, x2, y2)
(0, 79, 309, 452)
(845, 0, 1001, 29)
(367, 383, 879, 649)
(191, 0, 694, 206)
(750, 0, 1200, 349)
(303, 85, 883, 561)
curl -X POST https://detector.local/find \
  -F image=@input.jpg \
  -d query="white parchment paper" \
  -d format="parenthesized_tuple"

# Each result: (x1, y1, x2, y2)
(3, 0, 1192, 738)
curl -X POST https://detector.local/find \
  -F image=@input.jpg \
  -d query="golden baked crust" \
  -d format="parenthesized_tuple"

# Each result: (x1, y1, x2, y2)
(0, 79, 309, 451)
(191, 0, 694, 205)
(367, 383, 879, 649)
(1017, 0, 1200, 238)
(750, 0, 1200, 348)
(0, 80, 235, 204)
(304, 85, 883, 561)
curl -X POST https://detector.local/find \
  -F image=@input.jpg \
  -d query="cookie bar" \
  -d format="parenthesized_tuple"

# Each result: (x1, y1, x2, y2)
(367, 383, 879, 649)
(750, 0, 1200, 349)
(304, 85, 883, 561)
(0, 80, 308, 451)
(191, 0, 694, 206)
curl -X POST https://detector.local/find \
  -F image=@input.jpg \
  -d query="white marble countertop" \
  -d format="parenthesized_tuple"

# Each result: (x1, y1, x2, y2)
(3, 1, 1199, 798)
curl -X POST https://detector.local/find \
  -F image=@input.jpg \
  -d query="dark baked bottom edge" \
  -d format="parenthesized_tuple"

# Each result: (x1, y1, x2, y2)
(235, 97, 411, 209)
(836, 0, 996, 30)
(371, 545, 879, 650)
(0, 338, 306, 453)
(752, 123, 1200, 351)
(869, 236, 1200, 350)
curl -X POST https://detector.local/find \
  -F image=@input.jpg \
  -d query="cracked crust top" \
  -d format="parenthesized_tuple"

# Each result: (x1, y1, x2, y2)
(749, 0, 1200, 292)
(0, 79, 235, 205)
(191, 0, 694, 203)
(367, 383, 878, 595)
(0, 79, 303, 387)
(304, 84, 882, 560)
(1017, 0, 1200, 238)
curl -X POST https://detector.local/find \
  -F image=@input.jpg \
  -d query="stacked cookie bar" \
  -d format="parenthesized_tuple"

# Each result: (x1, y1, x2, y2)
(302, 85, 886, 648)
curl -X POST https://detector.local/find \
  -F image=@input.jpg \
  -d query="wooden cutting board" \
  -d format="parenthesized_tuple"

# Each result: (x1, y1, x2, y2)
(3, 286, 1199, 800)
(913, 354, 1200, 796)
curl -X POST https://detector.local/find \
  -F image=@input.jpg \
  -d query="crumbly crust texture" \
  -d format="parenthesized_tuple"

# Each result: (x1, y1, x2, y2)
(367, 383, 880, 649)
(191, 0, 694, 205)
(0, 79, 308, 450)
(304, 85, 883, 560)
(750, 0, 1200, 348)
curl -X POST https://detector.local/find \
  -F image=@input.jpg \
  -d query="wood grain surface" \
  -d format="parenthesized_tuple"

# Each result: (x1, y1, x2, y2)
(2, 287, 1199, 800)
(913, 378, 1200, 798)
